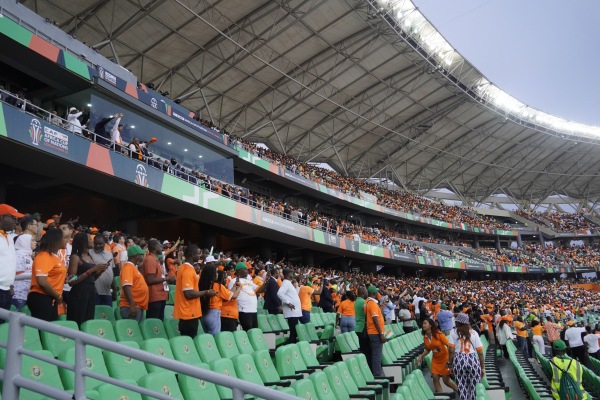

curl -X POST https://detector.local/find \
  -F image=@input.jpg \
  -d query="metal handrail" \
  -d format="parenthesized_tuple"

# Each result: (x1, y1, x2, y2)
(0, 309, 299, 400)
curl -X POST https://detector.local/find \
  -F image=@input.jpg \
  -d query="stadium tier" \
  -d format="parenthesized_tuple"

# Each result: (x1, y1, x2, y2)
(1, 1, 600, 399)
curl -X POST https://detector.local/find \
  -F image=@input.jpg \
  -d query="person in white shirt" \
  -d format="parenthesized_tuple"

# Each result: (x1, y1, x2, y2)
(227, 262, 268, 331)
(0, 204, 24, 314)
(565, 323, 587, 364)
(277, 268, 302, 343)
(584, 326, 600, 360)
(67, 107, 83, 135)
(110, 114, 124, 150)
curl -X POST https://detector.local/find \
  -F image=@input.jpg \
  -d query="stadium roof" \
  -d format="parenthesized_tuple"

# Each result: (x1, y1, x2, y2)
(22, 0, 600, 202)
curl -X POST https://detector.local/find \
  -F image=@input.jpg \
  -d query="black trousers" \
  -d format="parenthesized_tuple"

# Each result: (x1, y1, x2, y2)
(179, 318, 199, 338)
(221, 317, 238, 332)
(27, 292, 58, 322)
(358, 327, 372, 370)
(571, 345, 587, 364)
(146, 300, 166, 320)
(239, 312, 258, 331)
(287, 317, 299, 343)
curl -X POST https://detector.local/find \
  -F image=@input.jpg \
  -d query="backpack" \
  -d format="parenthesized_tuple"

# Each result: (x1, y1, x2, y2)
(551, 358, 585, 400)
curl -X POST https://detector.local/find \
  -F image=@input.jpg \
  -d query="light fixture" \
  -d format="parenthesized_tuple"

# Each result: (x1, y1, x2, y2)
(184, 149, 188, 152)
(130, 125, 135, 129)
(198, 155, 203, 158)
(86, 103, 92, 107)
(167, 142, 172, 145)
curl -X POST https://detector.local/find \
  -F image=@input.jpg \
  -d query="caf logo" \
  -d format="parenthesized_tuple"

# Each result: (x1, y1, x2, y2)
(135, 164, 148, 187)
(98, 66, 105, 80)
(29, 119, 43, 146)
(150, 98, 158, 109)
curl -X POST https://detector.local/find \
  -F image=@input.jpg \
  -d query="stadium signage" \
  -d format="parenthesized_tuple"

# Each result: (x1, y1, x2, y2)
(29, 118, 69, 153)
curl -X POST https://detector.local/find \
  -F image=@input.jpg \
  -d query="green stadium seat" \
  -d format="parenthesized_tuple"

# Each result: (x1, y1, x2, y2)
(139, 318, 167, 340)
(164, 318, 180, 339)
(178, 363, 222, 400)
(138, 371, 183, 400)
(276, 345, 309, 380)
(169, 336, 202, 366)
(252, 349, 302, 383)
(247, 328, 270, 352)
(94, 305, 115, 322)
(113, 306, 122, 321)
(81, 319, 117, 342)
(102, 341, 147, 383)
(309, 370, 338, 400)
(114, 319, 144, 345)
(209, 357, 242, 400)
(97, 380, 142, 400)
(233, 353, 291, 388)
(0, 324, 43, 351)
(335, 361, 376, 400)
(194, 333, 222, 364)
(288, 343, 312, 376)
(40, 320, 78, 358)
(16, 350, 65, 400)
(297, 341, 326, 371)
(59, 346, 109, 392)
(233, 330, 254, 354)
(139, 338, 175, 373)
(164, 305, 175, 320)
(292, 378, 320, 400)
(215, 331, 240, 359)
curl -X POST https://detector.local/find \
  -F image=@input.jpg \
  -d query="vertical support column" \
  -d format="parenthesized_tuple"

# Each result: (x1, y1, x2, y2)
(473, 235, 480, 249)
(539, 234, 545, 246)
(495, 236, 501, 252)
(516, 234, 523, 248)
(73, 338, 87, 399)
(2, 312, 25, 400)
(232, 387, 245, 400)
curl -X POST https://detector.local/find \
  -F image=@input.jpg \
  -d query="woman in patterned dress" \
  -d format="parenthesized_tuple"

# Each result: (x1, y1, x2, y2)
(447, 313, 485, 400)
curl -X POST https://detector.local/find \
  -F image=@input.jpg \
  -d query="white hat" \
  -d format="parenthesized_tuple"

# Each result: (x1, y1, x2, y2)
(162, 240, 170, 245)
(69, 107, 77, 112)
(204, 255, 217, 264)
(265, 261, 273, 265)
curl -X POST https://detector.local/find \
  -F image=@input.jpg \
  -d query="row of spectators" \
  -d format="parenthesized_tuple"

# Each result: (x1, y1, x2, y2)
(516, 209, 597, 233)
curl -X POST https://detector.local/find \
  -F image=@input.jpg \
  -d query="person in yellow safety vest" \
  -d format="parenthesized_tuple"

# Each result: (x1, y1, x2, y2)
(549, 340, 588, 400)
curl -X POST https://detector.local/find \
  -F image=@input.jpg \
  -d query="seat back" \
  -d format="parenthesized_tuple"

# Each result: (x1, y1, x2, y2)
(139, 318, 167, 340)
(252, 349, 282, 383)
(289, 343, 309, 373)
(140, 338, 175, 373)
(195, 333, 222, 364)
(267, 314, 283, 331)
(296, 323, 310, 342)
(323, 364, 350, 399)
(297, 341, 320, 367)
(209, 357, 239, 400)
(346, 357, 368, 386)
(0, 324, 43, 351)
(163, 318, 180, 339)
(97, 381, 143, 400)
(138, 370, 183, 400)
(257, 315, 273, 333)
(292, 378, 320, 400)
(233, 330, 254, 354)
(277, 314, 290, 330)
(232, 353, 264, 386)
(94, 305, 115, 322)
(178, 364, 221, 400)
(309, 371, 338, 400)
(305, 323, 320, 342)
(164, 305, 174, 320)
(356, 353, 375, 380)
(247, 328, 269, 352)
(59, 346, 109, 391)
(19, 350, 65, 400)
(335, 361, 361, 394)
(40, 320, 78, 357)
(81, 319, 117, 342)
(215, 331, 240, 359)
(103, 341, 147, 383)
(169, 335, 202, 365)
(114, 319, 144, 345)
(275, 345, 297, 377)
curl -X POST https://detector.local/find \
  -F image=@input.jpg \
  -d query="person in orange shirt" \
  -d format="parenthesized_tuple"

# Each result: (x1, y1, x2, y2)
(514, 316, 529, 354)
(27, 228, 67, 321)
(298, 280, 322, 323)
(220, 264, 239, 332)
(365, 285, 386, 377)
(200, 263, 241, 335)
(416, 318, 458, 394)
(119, 246, 150, 322)
(336, 291, 356, 333)
(174, 245, 215, 337)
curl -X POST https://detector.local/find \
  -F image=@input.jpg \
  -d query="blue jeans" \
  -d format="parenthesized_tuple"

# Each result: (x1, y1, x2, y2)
(96, 294, 113, 307)
(120, 307, 144, 322)
(202, 309, 221, 335)
(340, 316, 356, 333)
(369, 334, 384, 377)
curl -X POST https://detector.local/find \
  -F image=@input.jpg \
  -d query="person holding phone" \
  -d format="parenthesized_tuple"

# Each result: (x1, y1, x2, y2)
(67, 232, 109, 326)
(89, 234, 116, 306)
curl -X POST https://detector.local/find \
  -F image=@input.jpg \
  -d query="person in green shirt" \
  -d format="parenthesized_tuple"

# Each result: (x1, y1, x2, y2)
(355, 286, 371, 369)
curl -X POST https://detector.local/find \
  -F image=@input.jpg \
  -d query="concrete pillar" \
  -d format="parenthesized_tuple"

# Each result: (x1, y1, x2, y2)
(473, 235, 480, 249)
(539, 234, 545, 246)
(495, 236, 501, 252)
(516, 234, 523, 248)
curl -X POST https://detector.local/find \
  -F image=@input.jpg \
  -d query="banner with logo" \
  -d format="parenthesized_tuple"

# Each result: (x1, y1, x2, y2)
(0, 102, 574, 274)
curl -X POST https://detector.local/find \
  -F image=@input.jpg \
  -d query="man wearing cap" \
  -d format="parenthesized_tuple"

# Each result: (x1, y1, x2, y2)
(142, 239, 175, 320)
(565, 321, 587, 364)
(0, 204, 23, 312)
(228, 261, 269, 331)
(365, 285, 386, 376)
(119, 245, 149, 321)
(549, 340, 588, 400)
(67, 107, 83, 135)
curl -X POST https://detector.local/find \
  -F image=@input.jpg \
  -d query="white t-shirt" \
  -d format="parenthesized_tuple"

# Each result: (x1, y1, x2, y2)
(229, 277, 257, 313)
(399, 309, 412, 327)
(585, 333, 600, 354)
(565, 327, 586, 348)
(448, 329, 483, 355)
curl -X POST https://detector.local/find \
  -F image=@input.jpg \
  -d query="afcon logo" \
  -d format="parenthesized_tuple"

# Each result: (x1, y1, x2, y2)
(135, 164, 148, 187)
(150, 98, 158, 109)
(98, 66, 105, 80)
(31, 365, 42, 378)
(29, 119, 43, 146)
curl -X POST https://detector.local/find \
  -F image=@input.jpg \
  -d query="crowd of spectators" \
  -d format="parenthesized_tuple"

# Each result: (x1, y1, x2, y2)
(516, 209, 597, 233)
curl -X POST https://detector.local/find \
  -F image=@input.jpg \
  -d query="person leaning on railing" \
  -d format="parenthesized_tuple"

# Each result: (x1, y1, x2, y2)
(27, 228, 68, 322)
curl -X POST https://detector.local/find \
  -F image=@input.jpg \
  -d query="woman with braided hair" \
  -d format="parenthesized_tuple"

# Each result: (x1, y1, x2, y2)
(200, 263, 241, 334)
(447, 313, 485, 400)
